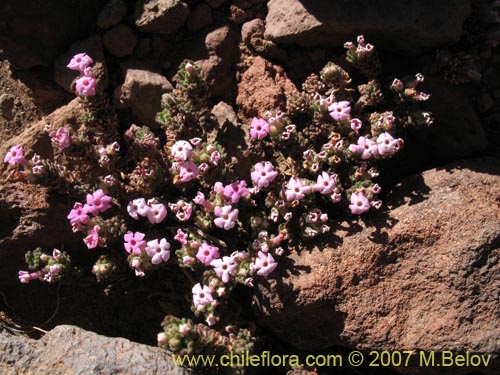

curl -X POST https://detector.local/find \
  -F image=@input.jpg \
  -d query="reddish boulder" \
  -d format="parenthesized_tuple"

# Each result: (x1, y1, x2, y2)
(236, 56, 298, 117)
(253, 157, 500, 372)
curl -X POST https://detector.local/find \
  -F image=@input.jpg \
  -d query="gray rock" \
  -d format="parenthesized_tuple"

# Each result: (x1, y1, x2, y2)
(253, 157, 500, 375)
(135, 0, 190, 34)
(187, 3, 213, 32)
(114, 67, 173, 126)
(264, 0, 471, 56)
(0, 325, 189, 375)
(103, 24, 138, 57)
(53, 35, 109, 94)
(97, 0, 127, 30)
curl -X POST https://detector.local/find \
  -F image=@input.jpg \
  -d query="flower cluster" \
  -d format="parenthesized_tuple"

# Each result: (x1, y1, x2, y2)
(170, 139, 223, 183)
(67, 189, 112, 249)
(67, 53, 97, 96)
(6, 38, 433, 359)
(18, 248, 72, 284)
(124, 231, 171, 276)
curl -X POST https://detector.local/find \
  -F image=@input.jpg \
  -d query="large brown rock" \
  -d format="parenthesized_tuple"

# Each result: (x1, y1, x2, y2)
(114, 67, 173, 126)
(103, 24, 138, 57)
(0, 325, 188, 375)
(264, 0, 470, 56)
(197, 25, 239, 99)
(236, 56, 298, 117)
(134, 0, 190, 34)
(253, 157, 500, 373)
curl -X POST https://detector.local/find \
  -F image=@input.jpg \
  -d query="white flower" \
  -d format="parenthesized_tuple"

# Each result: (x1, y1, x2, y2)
(171, 140, 193, 161)
(127, 198, 148, 220)
(145, 238, 171, 264)
(213, 205, 238, 230)
(210, 256, 237, 283)
(252, 251, 278, 277)
(192, 283, 213, 308)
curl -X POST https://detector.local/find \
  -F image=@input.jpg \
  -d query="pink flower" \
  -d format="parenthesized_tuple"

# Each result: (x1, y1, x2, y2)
(66, 53, 93, 72)
(284, 177, 311, 201)
(350, 118, 363, 132)
(251, 161, 279, 188)
(18, 270, 43, 284)
(210, 151, 220, 166)
(371, 184, 382, 194)
(213, 182, 224, 195)
(214, 205, 239, 230)
(223, 180, 248, 203)
(250, 117, 270, 140)
(83, 226, 100, 249)
(4, 145, 27, 166)
(196, 243, 220, 266)
(75, 75, 97, 96)
(253, 251, 278, 277)
(174, 229, 188, 244)
(67, 202, 91, 226)
(199, 162, 209, 172)
(348, 136, 379, 160)
(189, 137, 202, 145)
(192, 283, 214, 308)
(328, 101, 351, 121)
(85, 189, 112, 216)
(376, 132, 402, 156)
(146, 203, 167, 224)
(124, 231, 146, 255)
(331, 192, 342, 203)
(171, 140, 193, 161)
(127, 198, 149, 220)
(193, 191, 214, 211)
(145, 238, 171, 264)
(174, 201, 193, 221)
(349, 192, 371, 215)
(51, 128, 70, 150)
(210, 256, 237, 283)
(313, 172, 337, 195)
(179, 161, 199, 182)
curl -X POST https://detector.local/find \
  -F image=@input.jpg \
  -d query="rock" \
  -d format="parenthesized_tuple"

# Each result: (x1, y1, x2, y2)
(53, 35, 109, 94)
(391, 76, 488, 178)
(205, 0, 226, 8)
(241, 18, 288, 61)
(0, 325, 189, 375)
(195, 25, 239, 98)
(205, 25, 239, 59)
(0, 0, 104, 68)
(0, 183, 79, 290)
(103, 24, 138, 57)
(114, 67, 173, 126)
(0, 94, 15, 120)
(241, 18, 264, 45)
(134, 0, 190, 34)
(264, 0, 471, 56)
(477, 92, 495, 113)
(228, 5, 247, 24)
(236, 56, 298, 117)
(211, 101, 239, 127)
(253, 157, 500, 370)
(97, 0, 127, 30)
(187, 3, 213, 32)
